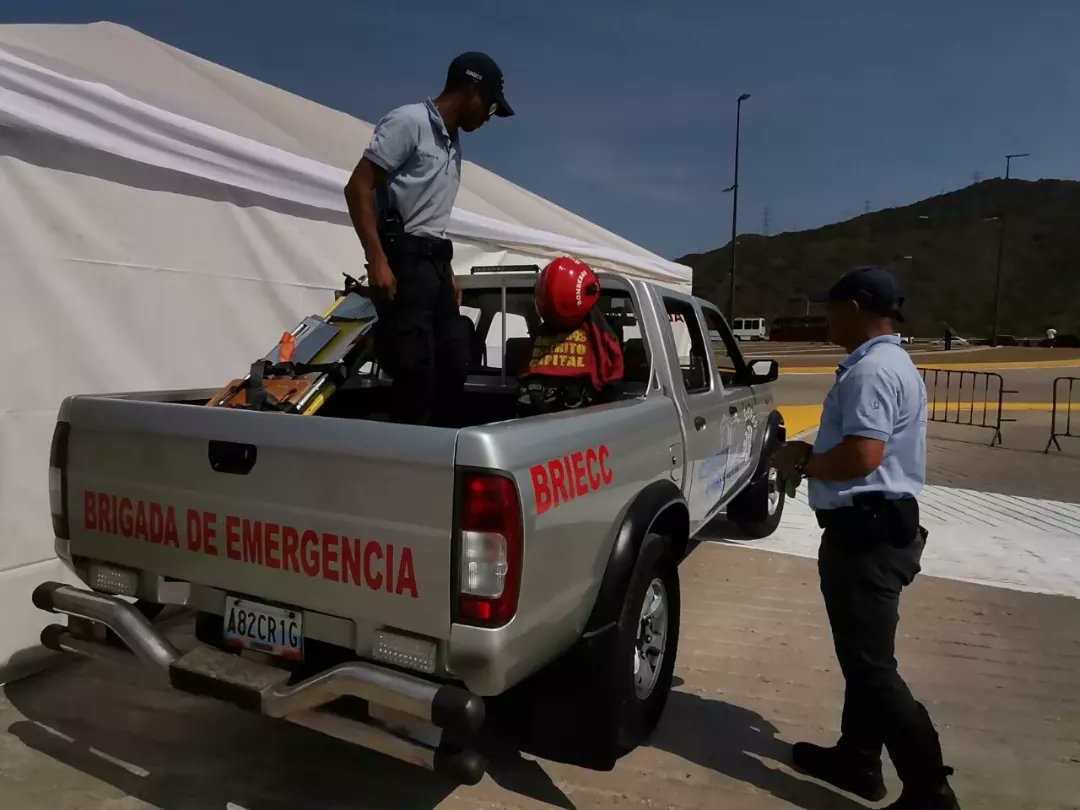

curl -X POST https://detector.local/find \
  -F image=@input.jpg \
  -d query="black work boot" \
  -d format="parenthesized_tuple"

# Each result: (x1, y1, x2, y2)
(791, 741, 887, 802)
(885, 768, 960, 809)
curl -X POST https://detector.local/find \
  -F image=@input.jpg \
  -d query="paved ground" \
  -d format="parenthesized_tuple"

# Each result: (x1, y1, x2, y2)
(2, 543, 1077, 810)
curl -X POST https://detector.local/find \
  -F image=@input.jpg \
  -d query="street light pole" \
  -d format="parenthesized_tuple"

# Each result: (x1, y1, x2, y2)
(727, 93, 751, 324)
(990, 152, 1029, 346)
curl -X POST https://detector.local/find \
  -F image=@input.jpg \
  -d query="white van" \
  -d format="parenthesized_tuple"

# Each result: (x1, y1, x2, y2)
(732, 317, 767, 341)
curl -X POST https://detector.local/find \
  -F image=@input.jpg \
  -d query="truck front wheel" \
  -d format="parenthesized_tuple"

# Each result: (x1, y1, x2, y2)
(729, 467, 785, 538)
(614, 533, 681, 751)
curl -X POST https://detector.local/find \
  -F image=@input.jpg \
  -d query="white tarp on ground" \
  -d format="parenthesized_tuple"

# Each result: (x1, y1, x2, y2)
(0, 22, 693, 679)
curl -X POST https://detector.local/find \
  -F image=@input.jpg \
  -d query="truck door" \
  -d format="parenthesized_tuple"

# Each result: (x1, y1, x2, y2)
(700, 305, 760, 506)
(660, 296, 730, 530)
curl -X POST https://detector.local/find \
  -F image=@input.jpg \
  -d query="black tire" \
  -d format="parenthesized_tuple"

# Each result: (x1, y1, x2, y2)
(734, 467, 785, 538)
(483, 534, 681, 769)
(613, 532, 681, 752)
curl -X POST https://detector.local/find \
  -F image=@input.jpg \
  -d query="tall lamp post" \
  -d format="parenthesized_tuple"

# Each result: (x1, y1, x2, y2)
(990, 152, 1029, 346)
(725, 93, 751, 324)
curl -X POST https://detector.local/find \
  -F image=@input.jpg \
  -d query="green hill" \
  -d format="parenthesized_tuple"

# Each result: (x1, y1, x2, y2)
(678, 179, 1080, 338)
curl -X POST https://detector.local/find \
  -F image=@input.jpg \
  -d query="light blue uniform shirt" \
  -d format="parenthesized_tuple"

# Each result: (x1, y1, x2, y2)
(362, 99, 462, 239)
(809, 335, 928, 510)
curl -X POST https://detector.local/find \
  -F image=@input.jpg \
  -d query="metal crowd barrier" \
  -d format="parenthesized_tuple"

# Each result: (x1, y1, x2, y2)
(918, 368, 1016, 446)
(1045, 376, 1079, 453)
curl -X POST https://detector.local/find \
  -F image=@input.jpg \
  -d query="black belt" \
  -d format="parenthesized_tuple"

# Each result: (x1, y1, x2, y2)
(380, 232, 453, 262)
(815, 492, 921, 544)
(816, 492, 915, 526)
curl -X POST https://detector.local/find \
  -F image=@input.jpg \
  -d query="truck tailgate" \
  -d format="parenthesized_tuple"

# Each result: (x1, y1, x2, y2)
(63, 396, 457, 640)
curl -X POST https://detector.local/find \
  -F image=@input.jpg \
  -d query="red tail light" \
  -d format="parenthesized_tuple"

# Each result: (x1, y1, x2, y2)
(49, 421, 71, 539)
(457, 473, 523, 627)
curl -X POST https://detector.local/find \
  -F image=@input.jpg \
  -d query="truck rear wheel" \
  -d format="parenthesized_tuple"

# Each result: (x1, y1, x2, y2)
(614, 532, 681, 751)
(484, 534, 682, 769)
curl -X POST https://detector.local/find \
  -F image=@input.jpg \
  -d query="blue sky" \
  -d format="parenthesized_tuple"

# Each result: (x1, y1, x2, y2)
(3, 1, 1078, 257)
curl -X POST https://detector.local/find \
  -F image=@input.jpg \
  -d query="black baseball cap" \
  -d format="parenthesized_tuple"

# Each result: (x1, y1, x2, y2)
(448, 52, 514, 117)
(810, 266, 906, 322)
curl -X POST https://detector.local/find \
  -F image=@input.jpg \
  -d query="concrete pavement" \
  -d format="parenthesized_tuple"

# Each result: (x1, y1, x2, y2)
(2, 542, 1078, 810)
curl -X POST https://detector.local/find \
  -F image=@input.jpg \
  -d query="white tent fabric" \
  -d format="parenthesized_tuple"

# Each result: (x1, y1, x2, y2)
(0, 22, 692, 679)
(0, 46, 690, 285)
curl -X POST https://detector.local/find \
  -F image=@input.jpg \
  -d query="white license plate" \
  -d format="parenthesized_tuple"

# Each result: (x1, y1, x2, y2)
(223, 595, 303, 660)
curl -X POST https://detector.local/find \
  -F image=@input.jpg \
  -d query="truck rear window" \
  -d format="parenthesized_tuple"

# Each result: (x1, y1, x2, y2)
(460, 288, 649, 385)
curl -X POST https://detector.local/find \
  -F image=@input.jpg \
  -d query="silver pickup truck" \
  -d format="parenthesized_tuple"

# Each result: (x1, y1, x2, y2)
(34, 271, 785, 785)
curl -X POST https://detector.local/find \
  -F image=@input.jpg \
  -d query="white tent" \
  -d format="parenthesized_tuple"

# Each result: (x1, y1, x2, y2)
(0, 22, 692, 678)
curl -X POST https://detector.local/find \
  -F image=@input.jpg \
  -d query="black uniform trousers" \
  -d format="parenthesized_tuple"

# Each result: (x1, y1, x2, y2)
(816, 496, 947, 787)
(373, 236, 469, 426)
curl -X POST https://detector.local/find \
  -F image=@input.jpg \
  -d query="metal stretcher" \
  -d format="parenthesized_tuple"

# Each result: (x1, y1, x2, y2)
(206, 275, 379, 415)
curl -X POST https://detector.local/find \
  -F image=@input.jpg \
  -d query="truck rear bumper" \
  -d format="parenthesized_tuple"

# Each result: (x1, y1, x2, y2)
(32, 582, 487, 785)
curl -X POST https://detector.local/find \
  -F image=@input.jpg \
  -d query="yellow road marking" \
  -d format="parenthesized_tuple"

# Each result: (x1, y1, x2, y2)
(774, 401, 1077, 440)
(777, 405, 824, 437)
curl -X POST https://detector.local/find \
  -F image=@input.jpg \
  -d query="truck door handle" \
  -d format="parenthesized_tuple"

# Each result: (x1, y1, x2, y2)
(694, 416, 707, 431)
(208, 440, 258, 475)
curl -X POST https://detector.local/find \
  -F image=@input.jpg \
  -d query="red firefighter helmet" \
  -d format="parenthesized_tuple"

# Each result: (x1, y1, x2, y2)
(535, 257, 600, 329)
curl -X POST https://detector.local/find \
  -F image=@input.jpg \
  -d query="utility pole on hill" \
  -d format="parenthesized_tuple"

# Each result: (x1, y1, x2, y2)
(991, 152, 1029, 346)
(723, 92, 751, 324)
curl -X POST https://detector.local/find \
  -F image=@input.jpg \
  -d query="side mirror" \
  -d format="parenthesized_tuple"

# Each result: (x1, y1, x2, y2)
(749, 359, 779, 384)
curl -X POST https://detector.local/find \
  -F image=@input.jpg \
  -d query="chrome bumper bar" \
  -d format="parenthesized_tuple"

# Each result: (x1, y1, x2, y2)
(33, 582, 486, 784)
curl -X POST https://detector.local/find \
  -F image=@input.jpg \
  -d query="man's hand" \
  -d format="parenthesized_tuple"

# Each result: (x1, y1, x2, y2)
(368, 257, 397, 301)
(769, 440, 813, 477)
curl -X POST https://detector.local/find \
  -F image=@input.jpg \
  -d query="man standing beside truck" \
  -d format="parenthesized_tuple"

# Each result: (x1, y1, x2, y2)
(343, 52, 514, 425)
(769, 267, 959, 809)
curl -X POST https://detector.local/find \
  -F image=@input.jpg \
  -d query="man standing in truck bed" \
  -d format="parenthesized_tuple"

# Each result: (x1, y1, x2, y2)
(344, 52, 514, 424)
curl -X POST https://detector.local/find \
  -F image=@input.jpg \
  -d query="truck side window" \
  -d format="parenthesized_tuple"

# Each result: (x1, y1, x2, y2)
(663, 299, 710, 394)
(701, 307, 750, 387)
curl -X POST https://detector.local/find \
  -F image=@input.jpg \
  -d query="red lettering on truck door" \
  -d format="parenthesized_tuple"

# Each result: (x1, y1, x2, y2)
(530, 465, 552, 515)
(571, 451, 588, 497)
(549, 460, 569, 506)
(599, 445, 613, 484)
(531, 444, 615, 515)
(586, 448, 601, 490)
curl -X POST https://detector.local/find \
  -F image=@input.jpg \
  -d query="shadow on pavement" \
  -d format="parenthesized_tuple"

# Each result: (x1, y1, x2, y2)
(6, 660, 573, 810)
(651, 690, 866, 810)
